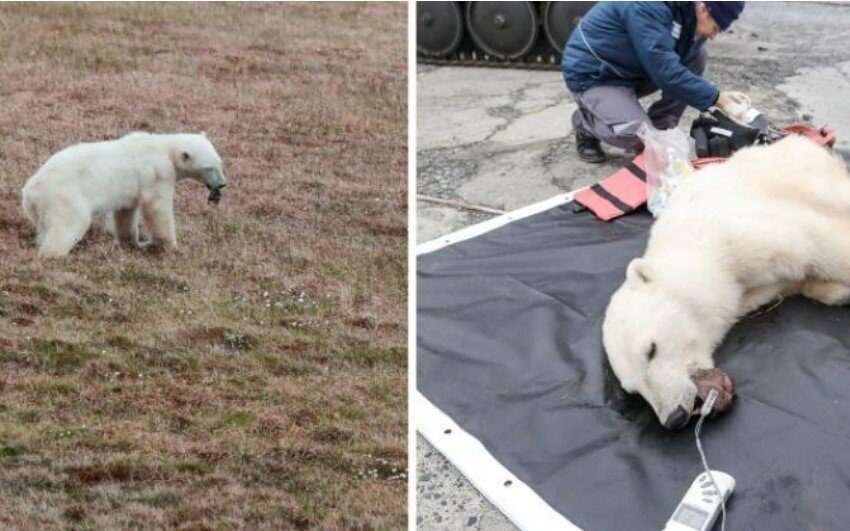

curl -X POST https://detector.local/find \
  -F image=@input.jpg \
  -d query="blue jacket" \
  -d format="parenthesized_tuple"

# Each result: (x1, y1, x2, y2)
(562, 2, 718, 111)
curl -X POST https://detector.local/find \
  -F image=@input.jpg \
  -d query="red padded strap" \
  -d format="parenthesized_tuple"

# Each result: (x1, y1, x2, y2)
(574, 154, 647, 221)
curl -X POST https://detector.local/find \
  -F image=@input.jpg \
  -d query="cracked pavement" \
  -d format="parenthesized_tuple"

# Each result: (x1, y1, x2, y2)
(416, 2, 850, 529)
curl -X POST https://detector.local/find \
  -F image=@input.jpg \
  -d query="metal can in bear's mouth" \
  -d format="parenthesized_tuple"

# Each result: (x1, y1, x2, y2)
(208, 187, 223, 205)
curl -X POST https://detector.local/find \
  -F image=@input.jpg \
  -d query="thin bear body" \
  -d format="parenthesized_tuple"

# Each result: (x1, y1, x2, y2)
(22, 132, 226, 257)
(603, 135, 850, 429)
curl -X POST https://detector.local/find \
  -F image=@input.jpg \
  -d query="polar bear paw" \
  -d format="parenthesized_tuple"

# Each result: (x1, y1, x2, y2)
(802, 280, 850, 306)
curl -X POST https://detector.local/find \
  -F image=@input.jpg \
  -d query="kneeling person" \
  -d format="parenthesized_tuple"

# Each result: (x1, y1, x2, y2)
(561, 1, 746, 162)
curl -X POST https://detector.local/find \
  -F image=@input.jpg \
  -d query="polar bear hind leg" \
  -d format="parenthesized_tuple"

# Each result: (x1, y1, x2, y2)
(37, 202, 92, 258)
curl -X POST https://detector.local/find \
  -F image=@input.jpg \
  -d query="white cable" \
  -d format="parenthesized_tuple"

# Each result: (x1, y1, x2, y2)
(695, 389, 726, 531)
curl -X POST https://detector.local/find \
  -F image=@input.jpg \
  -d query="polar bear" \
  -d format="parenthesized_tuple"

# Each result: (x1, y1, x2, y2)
(22, 132, 227, 257)
(603, 135, 850, 429)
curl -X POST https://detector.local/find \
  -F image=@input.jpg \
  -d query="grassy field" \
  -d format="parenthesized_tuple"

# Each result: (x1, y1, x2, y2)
(0, 2, 406, 528)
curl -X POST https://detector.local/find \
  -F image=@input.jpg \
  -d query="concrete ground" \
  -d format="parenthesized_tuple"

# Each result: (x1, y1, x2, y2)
(416, 3, 850, 529)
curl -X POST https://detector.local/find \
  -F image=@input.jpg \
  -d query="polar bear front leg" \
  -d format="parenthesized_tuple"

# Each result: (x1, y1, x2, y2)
(114, 207, 140, 247)
(739, 283, 787, 316)
(801, 280, 850, 306)
(141, 193, 177, 251)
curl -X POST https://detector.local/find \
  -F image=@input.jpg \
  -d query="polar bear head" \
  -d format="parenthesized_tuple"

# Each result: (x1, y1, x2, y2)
(172, 133, 228, 199)
(602, 258, 734, 429)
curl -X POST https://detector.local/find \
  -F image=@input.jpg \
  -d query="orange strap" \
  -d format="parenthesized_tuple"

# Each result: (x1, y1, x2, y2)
(574, 154, 648, 221)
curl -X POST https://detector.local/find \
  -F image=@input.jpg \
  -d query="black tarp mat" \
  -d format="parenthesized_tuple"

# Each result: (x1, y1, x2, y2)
(417, 203, 850, 531)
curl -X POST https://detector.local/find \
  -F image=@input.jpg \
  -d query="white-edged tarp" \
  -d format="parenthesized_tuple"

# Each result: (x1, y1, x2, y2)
(417, 191, 850, 530)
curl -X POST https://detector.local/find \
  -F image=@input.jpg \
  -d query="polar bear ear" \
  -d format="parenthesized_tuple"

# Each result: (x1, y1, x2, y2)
(200, 131, 208, 138)
(626, 258, 653, 283)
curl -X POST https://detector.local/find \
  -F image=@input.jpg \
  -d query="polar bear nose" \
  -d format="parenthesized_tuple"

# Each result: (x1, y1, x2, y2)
(663, 406, 690, 430)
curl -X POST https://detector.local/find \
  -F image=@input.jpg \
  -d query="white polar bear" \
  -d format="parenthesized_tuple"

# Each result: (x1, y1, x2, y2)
(22, 132, 227, 257)
(603, 135, 850, 429)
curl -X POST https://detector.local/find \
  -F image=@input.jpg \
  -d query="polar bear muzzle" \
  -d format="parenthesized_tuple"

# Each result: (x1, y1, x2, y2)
(203, 167, 228, 205)
(661, 368, 735, 430)
(207, 183, 226, 205)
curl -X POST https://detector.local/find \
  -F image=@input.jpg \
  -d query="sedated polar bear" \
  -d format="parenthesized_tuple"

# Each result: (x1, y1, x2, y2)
(603, 135, 850, 429)
(22, 132, 227, 257)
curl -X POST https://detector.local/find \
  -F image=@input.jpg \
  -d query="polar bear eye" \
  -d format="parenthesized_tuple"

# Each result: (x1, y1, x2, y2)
(181, 151, 191, 161)
(647, 343, 657, 362)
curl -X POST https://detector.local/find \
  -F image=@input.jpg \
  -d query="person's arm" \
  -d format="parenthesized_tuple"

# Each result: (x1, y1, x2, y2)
(624, 3, 718, 110)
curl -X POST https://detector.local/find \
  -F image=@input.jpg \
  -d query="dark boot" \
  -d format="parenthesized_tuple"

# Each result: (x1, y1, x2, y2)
(575, 126, 606, 163)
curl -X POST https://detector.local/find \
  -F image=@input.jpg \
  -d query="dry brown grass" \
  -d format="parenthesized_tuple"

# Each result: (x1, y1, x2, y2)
(0, 2, 406, 528)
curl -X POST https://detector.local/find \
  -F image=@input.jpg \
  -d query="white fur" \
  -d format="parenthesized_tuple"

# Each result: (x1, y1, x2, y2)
(22, 132, 226, 257)
(603, 135, 850, 425)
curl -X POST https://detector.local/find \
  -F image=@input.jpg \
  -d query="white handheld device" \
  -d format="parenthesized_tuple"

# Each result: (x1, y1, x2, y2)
(663, 470, 735, 531)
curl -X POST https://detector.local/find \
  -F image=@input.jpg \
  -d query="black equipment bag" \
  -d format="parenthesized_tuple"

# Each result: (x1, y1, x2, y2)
(690, 108, 774, 158)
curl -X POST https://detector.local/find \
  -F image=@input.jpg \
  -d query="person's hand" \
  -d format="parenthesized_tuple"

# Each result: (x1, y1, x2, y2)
(717, 91, 750, 109)
(716, 91, 751, 122)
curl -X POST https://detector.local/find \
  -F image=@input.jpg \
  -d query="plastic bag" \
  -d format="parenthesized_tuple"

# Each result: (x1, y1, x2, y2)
(638, 123, 695, 217)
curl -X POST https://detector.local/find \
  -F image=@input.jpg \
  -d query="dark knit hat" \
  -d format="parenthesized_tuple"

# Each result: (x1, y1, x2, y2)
(704, 2, 745, 31)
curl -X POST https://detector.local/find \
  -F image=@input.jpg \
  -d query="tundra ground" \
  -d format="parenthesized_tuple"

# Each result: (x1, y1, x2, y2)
(0, 3, 406, 528)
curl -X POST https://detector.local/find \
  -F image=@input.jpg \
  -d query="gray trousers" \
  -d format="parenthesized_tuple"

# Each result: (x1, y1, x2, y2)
(571, 47, 707, 150)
